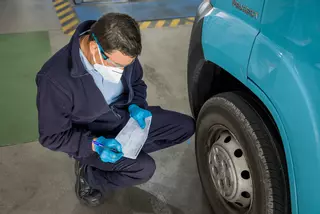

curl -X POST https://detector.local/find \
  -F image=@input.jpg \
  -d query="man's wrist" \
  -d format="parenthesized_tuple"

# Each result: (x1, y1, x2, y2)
(129, 104, 141, 113)
(128, 104, 136, 111)
(91, 137, 98, 152)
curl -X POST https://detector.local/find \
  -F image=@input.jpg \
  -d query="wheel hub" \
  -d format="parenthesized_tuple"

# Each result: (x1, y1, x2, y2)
(208, 130, 253, 208)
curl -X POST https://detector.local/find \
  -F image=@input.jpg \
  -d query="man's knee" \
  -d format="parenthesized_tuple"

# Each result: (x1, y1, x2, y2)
(183, 115, 196, 138)
(186, 116, 196, 137)
(136, 153, 156, 182)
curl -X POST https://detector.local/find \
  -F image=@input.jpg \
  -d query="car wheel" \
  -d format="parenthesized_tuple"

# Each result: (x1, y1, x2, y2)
(196, 92, 290, 214)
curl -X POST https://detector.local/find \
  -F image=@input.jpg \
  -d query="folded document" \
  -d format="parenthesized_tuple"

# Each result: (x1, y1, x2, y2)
(115, 116, 152, 159)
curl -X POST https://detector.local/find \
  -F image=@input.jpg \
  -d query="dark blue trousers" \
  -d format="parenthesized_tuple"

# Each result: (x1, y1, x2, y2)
(78, 106, 195, 194)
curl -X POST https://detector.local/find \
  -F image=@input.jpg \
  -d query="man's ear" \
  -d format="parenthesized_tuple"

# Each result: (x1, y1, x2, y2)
(89, 41, 98, 53)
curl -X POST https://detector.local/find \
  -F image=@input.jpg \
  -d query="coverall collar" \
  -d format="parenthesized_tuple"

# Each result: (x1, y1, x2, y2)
(69, 20, 97, 78)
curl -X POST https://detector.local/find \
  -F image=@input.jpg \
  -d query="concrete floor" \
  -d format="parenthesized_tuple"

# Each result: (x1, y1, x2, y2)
(0, 0, 212, 213)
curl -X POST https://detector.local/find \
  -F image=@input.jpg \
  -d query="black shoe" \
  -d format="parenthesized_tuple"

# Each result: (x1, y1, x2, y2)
(74, 160, 104, 207)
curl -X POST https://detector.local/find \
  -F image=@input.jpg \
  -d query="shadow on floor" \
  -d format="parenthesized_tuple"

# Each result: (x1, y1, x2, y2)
(0, 141, 212, 214)
(72, 187, 185, 214)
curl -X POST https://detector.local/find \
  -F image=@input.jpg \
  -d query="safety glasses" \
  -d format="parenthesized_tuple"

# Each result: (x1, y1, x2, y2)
(91, 33, 135, 68)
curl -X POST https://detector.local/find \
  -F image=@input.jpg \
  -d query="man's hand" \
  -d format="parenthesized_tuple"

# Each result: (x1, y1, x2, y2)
(128, 104, 152, 129)
(92, 137, 123, 163)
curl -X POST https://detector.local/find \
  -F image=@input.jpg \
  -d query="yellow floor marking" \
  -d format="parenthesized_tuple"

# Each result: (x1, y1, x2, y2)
(53, 0, 64, 6)
(60, 13, 75, 24)
(155, 20, 166, 28)
(62, 19, 79, 32)
(170, 19, 180, 27)
(57, 7, 72, 17)
(140, 21, 151, 29)
(55, 2, 69, 11)
(67, 29, 76, 36)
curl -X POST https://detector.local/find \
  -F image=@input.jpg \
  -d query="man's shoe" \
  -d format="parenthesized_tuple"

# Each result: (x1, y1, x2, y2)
(74, 160, 104, 207)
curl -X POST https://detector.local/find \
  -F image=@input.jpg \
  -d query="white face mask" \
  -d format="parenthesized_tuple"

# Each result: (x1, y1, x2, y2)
(92, 49, 124, 83)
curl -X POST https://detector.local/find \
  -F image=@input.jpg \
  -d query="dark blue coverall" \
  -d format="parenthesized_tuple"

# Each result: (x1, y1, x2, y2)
(35, 20, 195, 194)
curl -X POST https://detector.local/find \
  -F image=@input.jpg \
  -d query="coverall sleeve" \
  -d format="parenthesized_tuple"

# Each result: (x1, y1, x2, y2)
(130, 59, 148, 109)
(36, 74, 94, 158)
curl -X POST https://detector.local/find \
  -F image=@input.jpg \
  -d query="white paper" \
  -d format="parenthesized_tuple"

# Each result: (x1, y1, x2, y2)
(115, 116, 152, 159)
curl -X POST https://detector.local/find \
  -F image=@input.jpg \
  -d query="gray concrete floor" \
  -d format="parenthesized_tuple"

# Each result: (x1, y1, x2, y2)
(0, 0, 60, 34)
(0, 0, 212, 213)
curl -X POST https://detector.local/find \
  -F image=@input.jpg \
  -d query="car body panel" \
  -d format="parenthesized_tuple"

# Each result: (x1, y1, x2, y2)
(202, 8, 258, 84)
(247, 0, 320, 213)
(214, 0, 264, 27)
(201, 0, 264, 84)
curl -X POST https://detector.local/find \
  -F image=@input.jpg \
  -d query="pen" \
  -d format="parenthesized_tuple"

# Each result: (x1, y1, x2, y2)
(92, 140, 120, 153)
(92, 140, 105, 148)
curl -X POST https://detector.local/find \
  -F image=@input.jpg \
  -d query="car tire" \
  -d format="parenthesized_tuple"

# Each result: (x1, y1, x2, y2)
(196, 92, 291, 214)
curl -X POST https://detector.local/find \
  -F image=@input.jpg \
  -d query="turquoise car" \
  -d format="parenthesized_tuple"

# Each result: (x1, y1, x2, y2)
(187, 0, 320, 213)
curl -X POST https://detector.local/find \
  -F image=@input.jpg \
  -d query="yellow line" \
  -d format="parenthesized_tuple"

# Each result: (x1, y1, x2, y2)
(55, 2, 69, 11)
(155, 20, 165, 28)
(60, 13, 75, 24)
(57, 7, 72, 17)
(139, 21, 151, 29)
(62, 19, 79, 32)
(187, 17, 195, 21)
(185, 21, 193, 25)
(170, 19, 180, 27)
(67, 29, 76, 36)
(53, 0, 64, 6)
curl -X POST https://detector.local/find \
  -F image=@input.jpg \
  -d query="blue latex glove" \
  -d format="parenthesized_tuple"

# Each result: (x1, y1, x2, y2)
(128, 104, 152, 129)
(93, 137, 123, 163)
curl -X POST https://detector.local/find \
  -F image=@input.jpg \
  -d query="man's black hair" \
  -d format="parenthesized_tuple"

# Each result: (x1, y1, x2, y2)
(90, 13, 142, 57)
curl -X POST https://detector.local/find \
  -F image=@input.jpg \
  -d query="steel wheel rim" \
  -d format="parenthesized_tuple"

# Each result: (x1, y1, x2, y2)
(207, 125, 253, 209)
